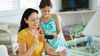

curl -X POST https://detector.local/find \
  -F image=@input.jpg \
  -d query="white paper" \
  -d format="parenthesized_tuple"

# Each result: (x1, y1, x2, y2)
(55, 46, 66, 52)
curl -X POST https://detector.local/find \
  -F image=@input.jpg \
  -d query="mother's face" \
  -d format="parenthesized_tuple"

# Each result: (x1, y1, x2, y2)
(40, 6, 51, 17)
(25, 12, 39, 29)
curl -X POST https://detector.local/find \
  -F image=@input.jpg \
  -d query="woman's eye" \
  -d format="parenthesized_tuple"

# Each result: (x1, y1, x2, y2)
(48, 10, 50, 12)
(36, 18, 39, 20)
(31, 20, 35, 22)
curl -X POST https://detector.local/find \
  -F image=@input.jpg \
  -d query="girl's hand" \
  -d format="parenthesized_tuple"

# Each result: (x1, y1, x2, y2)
(53, 34, 58, 39)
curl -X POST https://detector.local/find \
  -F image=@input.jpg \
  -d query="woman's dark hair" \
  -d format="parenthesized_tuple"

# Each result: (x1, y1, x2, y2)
(39, 0, 52, 9)
(18, 8, 38, 33)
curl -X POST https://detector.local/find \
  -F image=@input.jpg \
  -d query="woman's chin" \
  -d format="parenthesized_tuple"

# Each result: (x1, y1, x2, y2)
(33, 25, 38, 28)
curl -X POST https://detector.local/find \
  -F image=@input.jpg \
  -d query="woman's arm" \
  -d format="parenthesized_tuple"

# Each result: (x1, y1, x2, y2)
(18, 36, 38, 56)
(44, 41, 59, 56)
(39, 22, 58, 55)
(45, 41, 66, 56)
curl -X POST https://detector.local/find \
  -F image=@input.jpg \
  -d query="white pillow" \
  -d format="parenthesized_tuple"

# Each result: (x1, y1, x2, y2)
(0, 23, 8, 31)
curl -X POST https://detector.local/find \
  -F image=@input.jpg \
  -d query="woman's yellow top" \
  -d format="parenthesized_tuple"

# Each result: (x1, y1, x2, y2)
(17, 28, 44, 56)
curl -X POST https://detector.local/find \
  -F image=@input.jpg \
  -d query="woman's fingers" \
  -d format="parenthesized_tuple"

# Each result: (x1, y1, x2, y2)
(34, 34, 39, 44)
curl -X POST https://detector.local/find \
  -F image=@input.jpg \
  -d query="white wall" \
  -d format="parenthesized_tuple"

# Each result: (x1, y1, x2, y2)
(57, 10, 95, 27)
(89, 0, 100, 10)
(51, 0, 61, 11)
(0, 9, 24, 24)
(82, 8, 100, 36)
(0, 0, 98, 26)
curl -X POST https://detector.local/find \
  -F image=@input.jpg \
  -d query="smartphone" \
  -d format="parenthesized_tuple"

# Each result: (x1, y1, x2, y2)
(45, 35, 54, 39)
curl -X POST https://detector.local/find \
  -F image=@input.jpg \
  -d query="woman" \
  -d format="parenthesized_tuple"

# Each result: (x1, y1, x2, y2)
(17, 8, 44, 56)
(39, 0, 70, 56)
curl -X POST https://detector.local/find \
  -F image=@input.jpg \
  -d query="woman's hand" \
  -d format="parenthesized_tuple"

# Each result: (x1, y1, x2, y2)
(40, 34, 47, 42)
(18, 41, 26, 53)
(34, 34, 39, 45)
(58, 49, 66, 56)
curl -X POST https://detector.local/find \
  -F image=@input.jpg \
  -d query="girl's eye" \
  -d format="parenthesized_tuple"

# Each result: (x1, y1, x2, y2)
(43, 11, 46, 12)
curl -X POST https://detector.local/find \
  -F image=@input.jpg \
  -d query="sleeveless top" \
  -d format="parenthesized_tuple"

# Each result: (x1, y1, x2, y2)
(40, 16, 67, 49)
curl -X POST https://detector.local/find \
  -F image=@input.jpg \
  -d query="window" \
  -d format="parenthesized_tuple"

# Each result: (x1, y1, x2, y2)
(0, 0, 13, 11)
(0, 0, 41, 17)
(0, 0, 41, 11)
(20, 0, 41, 9)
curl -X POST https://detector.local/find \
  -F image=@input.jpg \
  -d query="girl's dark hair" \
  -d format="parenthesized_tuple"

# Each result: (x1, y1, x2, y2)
(39, 0, 52, 9)
(18, 8, 38, 33)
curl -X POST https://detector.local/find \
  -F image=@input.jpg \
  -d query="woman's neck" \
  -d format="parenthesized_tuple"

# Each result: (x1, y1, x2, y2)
(28, 27, 36, 33)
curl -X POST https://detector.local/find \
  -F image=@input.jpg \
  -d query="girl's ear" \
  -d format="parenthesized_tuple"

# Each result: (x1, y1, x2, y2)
(24, 18, 28, 24)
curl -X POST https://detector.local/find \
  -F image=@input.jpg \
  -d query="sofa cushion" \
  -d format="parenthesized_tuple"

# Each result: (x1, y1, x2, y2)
(0, 30, 12, 45)
(0, 23, 8, 31)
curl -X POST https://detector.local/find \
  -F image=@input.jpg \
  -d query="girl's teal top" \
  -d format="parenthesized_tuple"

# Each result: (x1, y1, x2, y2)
(40, 15, 70, 56)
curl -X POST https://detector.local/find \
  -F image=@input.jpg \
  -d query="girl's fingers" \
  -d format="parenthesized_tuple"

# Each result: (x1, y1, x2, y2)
(53, 34, 57, 38)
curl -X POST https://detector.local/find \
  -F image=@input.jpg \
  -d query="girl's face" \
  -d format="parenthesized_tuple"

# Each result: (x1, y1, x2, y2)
(41, 6, 51, 17)
(25, 12, 39, 29)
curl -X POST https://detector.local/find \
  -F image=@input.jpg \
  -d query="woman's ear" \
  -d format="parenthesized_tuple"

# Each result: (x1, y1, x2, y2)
(24, 18, 28, 24)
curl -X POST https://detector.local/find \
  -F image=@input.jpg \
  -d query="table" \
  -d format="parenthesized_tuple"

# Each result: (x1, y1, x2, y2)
(70, 37, 100, 56)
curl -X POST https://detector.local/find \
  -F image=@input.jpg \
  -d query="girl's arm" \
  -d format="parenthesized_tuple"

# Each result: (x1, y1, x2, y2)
(18, 35, 38, 56)
(54, 14, 61, 36)
(39, 21, 58, 55)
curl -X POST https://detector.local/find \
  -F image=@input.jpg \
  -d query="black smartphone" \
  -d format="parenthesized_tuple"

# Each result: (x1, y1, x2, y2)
(45, 35, 54, 39)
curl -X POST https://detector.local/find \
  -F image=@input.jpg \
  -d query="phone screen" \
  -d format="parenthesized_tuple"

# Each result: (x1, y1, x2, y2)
(45, 35, 54, 39)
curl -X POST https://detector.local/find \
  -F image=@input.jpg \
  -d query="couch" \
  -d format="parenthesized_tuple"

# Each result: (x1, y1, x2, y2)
(0, 22, 19, 55)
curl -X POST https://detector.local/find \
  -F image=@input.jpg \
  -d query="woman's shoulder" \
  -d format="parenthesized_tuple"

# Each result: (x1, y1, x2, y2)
(17, 28, 28, 42)
(18, 28, 28, 35)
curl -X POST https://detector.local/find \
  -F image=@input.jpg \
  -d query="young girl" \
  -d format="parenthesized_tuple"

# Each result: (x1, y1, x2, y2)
(17, 8, 44, 56)
(39, 0, 70, 56)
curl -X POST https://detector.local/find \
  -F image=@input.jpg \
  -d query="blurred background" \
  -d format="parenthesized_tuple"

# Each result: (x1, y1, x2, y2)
(0, 0, 100, 56)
